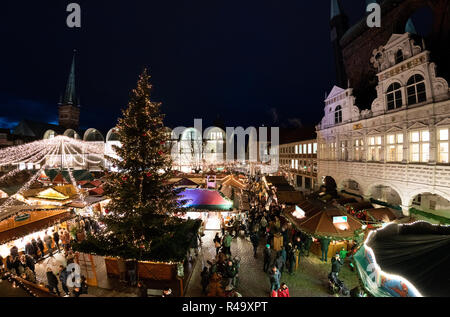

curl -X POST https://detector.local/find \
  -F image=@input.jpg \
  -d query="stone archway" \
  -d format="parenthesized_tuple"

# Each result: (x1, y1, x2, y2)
(366, 183, 404, 213)
(339, 178, 364, 198)
(408, 192, 450, 223)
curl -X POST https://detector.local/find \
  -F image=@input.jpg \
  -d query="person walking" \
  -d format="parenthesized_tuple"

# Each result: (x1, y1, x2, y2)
(277, 283, 290, 297)
(200, 267, 209, 295)
(213, 233, 221, 255)
(37, 237, 45, 259)
(269, 266, 281, 293)
(273, 251, 285, 273)
(46, 267, 60, 296)
(53, 230, 60, 252)
(287, 244, 296, 274)
(331, 253, 344, 278)
(303, 235, 312, 257)
(44, 231, 53, 257)
(320, 237, 331, 262)
(222, 232, 232, 256)
(61, 229, 71, 251)
(24, 241, 35, 257)
(31, 238, 39, 261)
(263, 244, 272, 273)
(58, 265, 70, 297)
(250, 230, 260, 258)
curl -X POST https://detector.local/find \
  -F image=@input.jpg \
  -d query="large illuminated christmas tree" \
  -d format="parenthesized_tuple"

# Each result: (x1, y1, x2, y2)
(74, 69, 198, 261)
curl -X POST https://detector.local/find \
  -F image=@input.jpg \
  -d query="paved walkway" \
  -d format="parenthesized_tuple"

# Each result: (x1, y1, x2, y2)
(185, 230, 359, 297)
(34, 251, 136, 297)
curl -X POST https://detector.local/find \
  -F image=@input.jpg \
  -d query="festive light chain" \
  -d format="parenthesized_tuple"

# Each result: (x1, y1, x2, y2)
(64, 142, 87, 166)
(64, 144, 87, 207)
(0, 145, 60, 213)
(65, 141, 102, 164)
(0, 138, 60, 163)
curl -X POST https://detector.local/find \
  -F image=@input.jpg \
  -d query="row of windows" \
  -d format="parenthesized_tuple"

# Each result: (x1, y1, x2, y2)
(280, 143, 317, 155)
(280, 159, 317, 173)
(319, 128, 450, 164)
(386, 74, 427, 110)
(330, 74, 427, 126)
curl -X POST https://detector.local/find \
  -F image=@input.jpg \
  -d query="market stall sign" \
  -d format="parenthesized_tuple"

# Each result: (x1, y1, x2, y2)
(333, 216, 347, 224)
(14, 213, 30, 222)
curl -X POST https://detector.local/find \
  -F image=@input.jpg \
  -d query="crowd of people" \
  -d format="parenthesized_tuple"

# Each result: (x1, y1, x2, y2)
(0, 215, 98, 297)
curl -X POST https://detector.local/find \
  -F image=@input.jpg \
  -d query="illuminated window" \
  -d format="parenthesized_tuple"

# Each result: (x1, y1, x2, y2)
(386, 133, 403, 162)
(354, 139, 364, 161)
(335, 105, 342, 124)
(407, 74, 426, 105)
(386, 83, 402, 110)
(340, 141, 348, 161)
(395, 50, 403, 64)
(295, 159, 298, 169)
(308, 143, 312, 154)
(303, 144, 307, 154)
(410, 130, 429, 162)
(313, 143, 317, 154)
(438, 128, 449, 163)
(295, 145, 298, 154)
(368, 136, 382, 161)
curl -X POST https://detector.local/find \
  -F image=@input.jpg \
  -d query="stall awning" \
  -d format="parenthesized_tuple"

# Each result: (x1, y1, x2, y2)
(289, 209, 362, 240)
(0, 211, 75, 245)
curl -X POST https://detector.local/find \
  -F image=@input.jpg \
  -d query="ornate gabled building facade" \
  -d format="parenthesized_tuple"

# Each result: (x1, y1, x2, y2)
(317, 31, 450, 218)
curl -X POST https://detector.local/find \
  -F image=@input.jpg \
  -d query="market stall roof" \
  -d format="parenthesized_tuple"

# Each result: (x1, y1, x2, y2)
(276, 191, 304, 205)
(0, 211, 74, 245)
(177, 188, 233, 211)
(294, 209, 362, 239)
(221, 175, 246, 190)
(0, 205, 64, 222)
(173, 177, 199, 187)
(365, 208, 398, 223)
(364, 222, 450, 297)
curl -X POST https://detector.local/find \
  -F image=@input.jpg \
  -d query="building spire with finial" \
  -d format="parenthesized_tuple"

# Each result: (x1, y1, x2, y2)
(330, 0, 344, 21)
(405, 18, 417, 34)
(63, 50, 77, 106)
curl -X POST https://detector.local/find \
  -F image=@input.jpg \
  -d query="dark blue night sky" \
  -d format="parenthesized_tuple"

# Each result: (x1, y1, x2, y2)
(0, 1, 423, 132)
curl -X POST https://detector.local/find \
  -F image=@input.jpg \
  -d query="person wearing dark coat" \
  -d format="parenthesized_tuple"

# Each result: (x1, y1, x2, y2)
(263, 244, 272, 273)
(331, 253, 344, 276)
(24, 241, 35, 257)
(21, 254, 35, 272)
(58, 265, 70, 296)
(287, 246, 296, 274)
(137, 281, 148, 297)
(53, 230, 60, 251)
(37, 237, 45, 259)
(44, 232, 53, 256)
(303, 235, 312, 257)
(46, 268, 60, 296)
(200, 267, 209, 295)
(273, 251, 285, 273)
(250, 231, 260, 258)
(31, 239, 39, 260)
(10, 245, 19, 259)
(320, 237, 331, 262)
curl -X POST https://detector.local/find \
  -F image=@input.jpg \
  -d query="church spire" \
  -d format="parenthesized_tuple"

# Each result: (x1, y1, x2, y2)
(63, 50, 77, 106)
(405, 18, 417, 34)
(330, 0, 343, 21)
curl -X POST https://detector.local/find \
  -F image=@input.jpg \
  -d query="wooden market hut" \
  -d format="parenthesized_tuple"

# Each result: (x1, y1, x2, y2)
(292, 209, 363, 259)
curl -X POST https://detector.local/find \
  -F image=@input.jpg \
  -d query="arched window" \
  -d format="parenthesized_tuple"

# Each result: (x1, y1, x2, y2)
(407, 74, 426, 105)
(334, 105, 342, 124)
(395, 50, 404, 64)
(386, 82, 402, 110)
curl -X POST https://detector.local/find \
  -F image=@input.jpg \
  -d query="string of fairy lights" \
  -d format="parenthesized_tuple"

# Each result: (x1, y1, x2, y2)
(0, 135, 111, 215)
